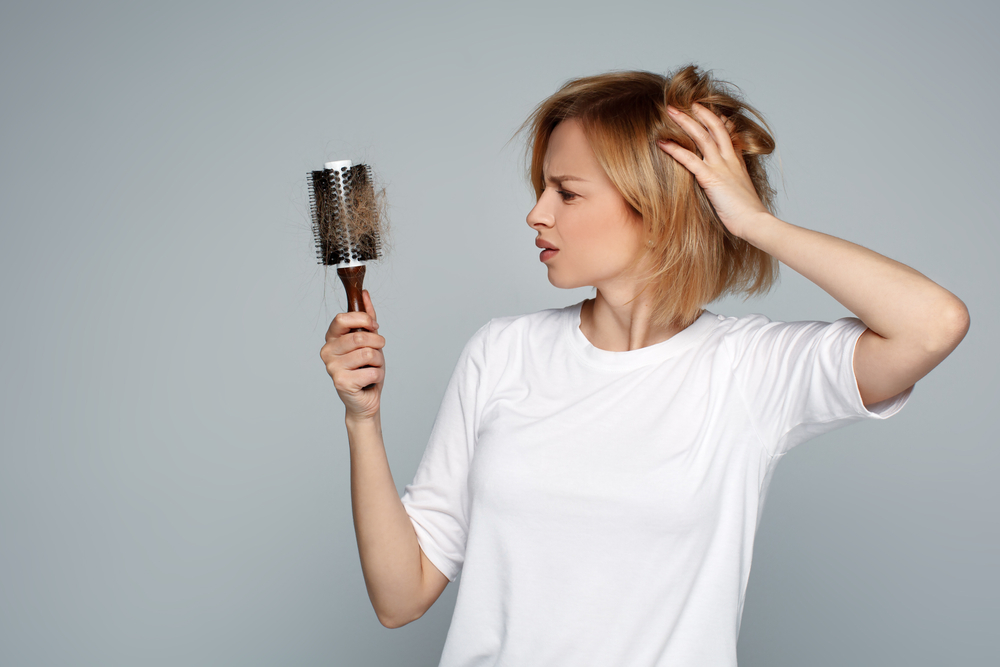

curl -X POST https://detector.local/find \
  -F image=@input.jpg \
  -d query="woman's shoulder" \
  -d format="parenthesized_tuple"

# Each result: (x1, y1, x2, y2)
(466, 302, 578, 356)
(710, 310, 863, 335)
(707, 309, 867, 361)
(708, 311, 776, 337)
(487, 302, 575, 333)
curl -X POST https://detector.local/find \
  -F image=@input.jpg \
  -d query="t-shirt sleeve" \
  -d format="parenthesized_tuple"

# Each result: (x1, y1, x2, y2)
(399, 321, 491, 582)
(723, 315, 913, 458)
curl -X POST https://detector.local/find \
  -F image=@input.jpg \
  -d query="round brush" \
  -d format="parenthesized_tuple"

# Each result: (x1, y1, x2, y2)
(308, 159, 385, 330)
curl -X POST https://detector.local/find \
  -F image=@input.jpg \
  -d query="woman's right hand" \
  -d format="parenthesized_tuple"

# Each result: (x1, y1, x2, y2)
(320, 289, 386, 421)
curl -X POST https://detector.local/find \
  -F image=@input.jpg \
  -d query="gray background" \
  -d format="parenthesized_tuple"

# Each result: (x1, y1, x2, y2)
(1, 1, 996, 665)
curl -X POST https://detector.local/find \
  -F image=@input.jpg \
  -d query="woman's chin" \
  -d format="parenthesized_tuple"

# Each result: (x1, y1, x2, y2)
(546, 271, 586, 290)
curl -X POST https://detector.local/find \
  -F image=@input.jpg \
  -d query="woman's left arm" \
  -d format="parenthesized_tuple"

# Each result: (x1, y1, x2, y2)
(660, 102, 970, 407)
(742, 215, 969, 406)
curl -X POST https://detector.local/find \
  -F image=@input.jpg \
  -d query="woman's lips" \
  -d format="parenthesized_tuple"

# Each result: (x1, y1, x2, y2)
(539, 249, 558, 262)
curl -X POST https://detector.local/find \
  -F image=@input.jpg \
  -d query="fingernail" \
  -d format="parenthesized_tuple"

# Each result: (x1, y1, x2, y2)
(667, 106, 678, 114)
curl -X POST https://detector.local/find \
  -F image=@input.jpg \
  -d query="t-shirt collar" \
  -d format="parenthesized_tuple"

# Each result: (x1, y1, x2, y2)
(565, 300, 721, 369)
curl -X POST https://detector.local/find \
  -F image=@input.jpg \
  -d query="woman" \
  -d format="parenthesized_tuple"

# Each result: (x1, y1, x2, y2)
(320, 64, 969, 665)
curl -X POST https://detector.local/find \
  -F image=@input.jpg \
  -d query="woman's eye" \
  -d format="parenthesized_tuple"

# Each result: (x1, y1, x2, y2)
(558, 190, 577, 201)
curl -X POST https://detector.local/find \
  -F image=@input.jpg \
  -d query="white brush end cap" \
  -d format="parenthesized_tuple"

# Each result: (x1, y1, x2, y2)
(324, 159, 354, 170)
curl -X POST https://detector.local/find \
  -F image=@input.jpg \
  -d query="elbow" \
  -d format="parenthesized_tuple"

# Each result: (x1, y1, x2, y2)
(377, 611, 401, 629)
(377, 610, 419, 630)
(377, 599, 425, 629)
(951, 299, 971, 341)
(924, 296, 970, 356)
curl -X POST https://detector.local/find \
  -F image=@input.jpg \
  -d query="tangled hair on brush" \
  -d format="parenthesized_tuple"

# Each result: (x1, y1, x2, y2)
(517, 63, 780, 329)
(345, 166, 391, 261)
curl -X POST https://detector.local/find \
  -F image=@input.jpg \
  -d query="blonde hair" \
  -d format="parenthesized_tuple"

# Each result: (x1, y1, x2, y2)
(517, 64, 780, 329)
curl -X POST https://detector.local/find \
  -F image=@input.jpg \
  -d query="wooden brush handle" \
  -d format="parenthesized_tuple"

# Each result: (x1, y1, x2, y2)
(337, 266, 367, 332)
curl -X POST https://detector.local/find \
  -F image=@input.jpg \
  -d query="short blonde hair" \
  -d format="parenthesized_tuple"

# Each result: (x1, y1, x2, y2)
(517, 64, 780, 329)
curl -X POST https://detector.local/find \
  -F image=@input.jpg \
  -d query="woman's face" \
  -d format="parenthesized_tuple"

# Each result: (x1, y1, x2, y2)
(526, 118, 646, 291)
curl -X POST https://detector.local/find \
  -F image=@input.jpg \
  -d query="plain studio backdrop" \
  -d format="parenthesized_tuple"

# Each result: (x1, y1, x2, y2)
(1, 1, 996, 665)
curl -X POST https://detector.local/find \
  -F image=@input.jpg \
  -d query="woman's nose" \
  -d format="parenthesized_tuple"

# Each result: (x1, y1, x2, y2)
(526, 193, 554, 230)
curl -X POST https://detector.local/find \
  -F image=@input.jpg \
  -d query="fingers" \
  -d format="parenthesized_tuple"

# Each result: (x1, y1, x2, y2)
(338, 344, 385, 372)
(665, 103, 737, 163)
(320, 292, 386, 411)
(320, 298, 386, 380)
(320, 334, 385, 388)
(325, 309, 379, 341)
(720, 115, 745, 151)
(665, 104, 716, 160)
(328, 328, 386, 356)
(692, 103, 739, 160)
(658, 136, 706, 178)
(336, 364, 385, 394)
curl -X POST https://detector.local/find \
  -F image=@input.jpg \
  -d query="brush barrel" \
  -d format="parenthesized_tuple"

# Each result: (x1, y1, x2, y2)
(329, 161, 365, 328)
(324, 159, 353, 170)
(324, 159, 366, 269)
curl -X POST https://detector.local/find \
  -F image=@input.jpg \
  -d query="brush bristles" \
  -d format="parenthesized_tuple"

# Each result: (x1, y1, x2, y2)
(308, 164, 383, 266)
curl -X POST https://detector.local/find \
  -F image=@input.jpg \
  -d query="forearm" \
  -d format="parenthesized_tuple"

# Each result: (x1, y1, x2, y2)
(744, 213, 968, 347)
(346, 412, 423, 628)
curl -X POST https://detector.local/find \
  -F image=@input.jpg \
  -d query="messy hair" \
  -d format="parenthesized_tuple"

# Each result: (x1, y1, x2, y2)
(517, 64, 780, 329)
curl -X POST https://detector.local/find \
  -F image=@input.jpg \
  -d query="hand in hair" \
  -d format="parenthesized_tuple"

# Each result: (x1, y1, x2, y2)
(658, 102, 769, 240)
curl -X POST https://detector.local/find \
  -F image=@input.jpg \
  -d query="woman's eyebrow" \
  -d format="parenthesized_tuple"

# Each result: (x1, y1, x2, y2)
(543, 174, 589, 184)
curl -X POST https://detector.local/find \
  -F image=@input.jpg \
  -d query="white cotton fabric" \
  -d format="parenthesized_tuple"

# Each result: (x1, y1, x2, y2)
(400, 301, 912, 667)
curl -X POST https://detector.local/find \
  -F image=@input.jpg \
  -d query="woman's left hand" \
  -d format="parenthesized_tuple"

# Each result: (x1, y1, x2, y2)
(658, 102, 769, 240)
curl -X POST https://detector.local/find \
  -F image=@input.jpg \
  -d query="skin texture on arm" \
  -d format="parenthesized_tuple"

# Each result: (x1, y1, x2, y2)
(345, 415, 450, 628)
(658, 103, 969, 406)
(416, 550, 450, 623)
(739, 215, 969, 405)
(321, 292, 451, 628)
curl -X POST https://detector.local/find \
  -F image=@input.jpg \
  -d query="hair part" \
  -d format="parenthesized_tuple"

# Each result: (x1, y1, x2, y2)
(516, 64, 780, 329)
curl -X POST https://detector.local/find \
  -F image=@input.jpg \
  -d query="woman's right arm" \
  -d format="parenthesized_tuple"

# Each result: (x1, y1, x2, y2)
(320, 290, 450, 628)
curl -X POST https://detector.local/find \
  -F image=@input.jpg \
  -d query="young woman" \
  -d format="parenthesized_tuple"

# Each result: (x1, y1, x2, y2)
(320, 64, 969, 666)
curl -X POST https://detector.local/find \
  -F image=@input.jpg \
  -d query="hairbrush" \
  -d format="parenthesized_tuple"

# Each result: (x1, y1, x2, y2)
(308, 159, 385, 330)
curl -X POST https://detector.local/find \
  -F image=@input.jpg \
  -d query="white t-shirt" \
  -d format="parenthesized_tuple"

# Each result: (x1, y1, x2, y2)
(400, 301, 912, 666)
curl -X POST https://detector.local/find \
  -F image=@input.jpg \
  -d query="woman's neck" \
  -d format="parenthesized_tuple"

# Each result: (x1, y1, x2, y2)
(579, 287, 687, 352)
